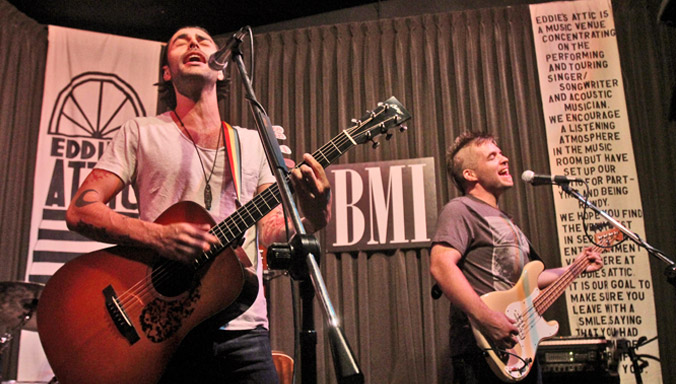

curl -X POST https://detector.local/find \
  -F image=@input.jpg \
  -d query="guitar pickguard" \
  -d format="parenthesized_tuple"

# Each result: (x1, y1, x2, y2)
(140, 284, 201, 343)
(499, 289, 558, 379)
(505, 290, 558, 348)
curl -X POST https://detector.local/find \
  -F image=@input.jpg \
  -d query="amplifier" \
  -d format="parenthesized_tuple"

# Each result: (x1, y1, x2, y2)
(537, 337, 620, 383)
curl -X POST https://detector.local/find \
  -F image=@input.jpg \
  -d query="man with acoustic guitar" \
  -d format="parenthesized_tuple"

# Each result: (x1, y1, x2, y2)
(65, 26, 331, 383)
(430, 131, 603, 383)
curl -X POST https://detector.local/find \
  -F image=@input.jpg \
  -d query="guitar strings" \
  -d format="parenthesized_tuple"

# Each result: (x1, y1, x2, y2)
(114, 124, 368, 309)
(113, 143, 323, 310)
(115, 111, 397, 309)
(514, 255, 592, 334)
(533, 236, 612, 314)
(500, 244, 604, 375)
(516, 252, 592, 333)
(505, 232, 616, 365)
(512, 237, 611, 339)
(38, 106, 401, 383)
(112, 113, 393, 314)
(116, 190, 272, 309)
(113, 181, 276, 310)
(113, 147, 324, 310)
(115, 110, 399, 311)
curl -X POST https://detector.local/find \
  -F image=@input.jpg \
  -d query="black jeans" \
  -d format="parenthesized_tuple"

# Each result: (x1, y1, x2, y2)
(451, 352, 542, 384)
(160, 326, 279, 384)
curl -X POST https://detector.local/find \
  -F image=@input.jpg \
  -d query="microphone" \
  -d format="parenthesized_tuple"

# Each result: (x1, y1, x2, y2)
(208, 27, 249, 71)
(521, 170, 583, 186)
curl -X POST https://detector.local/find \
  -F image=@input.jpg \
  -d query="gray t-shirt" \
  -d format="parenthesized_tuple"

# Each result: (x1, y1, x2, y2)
(95, 111, 275, 330)
(433, 195, 535, 355)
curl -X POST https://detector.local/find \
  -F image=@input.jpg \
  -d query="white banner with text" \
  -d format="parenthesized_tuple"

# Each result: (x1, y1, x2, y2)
(530, 0, 660, 382)
(20, 26, 161, 381)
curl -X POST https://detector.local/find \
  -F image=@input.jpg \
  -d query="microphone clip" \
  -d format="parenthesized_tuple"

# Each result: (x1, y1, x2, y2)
(208, 27, 249, 71)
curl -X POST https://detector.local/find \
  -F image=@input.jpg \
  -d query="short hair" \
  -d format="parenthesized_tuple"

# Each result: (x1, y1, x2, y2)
(446, 131, 497, 194)
(156, 26, 230, 110)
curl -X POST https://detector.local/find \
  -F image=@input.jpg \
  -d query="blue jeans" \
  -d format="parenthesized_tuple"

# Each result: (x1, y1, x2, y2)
(160, 326, 279, 383)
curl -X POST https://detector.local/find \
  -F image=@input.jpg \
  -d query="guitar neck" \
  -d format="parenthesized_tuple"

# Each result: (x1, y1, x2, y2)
(184, 96, 411, 268)
(193, 129, 357, 267)
(534, 245, 602, 315)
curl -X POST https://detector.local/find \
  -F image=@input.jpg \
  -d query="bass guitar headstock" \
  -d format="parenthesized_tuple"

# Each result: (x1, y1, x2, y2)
(594, 228, 623, 247)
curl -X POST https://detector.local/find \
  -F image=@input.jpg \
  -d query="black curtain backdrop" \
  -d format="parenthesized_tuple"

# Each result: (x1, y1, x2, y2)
(223, 3, 676, 383)
(1, 0, 675, 382)
(0, 0, 47, 378)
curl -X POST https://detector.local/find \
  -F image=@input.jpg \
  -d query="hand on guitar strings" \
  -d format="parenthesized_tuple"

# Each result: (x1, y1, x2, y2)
(474, 307, 520, 350)
(290, 153, 332, 233)
(153, 222, 220, 264)
(574, 246, 604, 273)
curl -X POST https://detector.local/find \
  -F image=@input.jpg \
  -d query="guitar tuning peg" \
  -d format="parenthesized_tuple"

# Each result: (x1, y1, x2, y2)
(351, 118, 360, 124)
(399, 124, 408, 132)
(385, 132, 393, 141)
(370, 139, 380, 149)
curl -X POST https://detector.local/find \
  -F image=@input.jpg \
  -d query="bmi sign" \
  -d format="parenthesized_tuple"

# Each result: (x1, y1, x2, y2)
(325, 157, 437, 252)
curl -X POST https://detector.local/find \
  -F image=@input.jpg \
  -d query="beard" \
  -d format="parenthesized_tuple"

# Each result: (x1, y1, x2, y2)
(172, 70, 218, 102)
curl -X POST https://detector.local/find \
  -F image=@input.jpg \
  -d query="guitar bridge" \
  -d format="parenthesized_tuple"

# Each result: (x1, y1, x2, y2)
(103, 285, 140, 345)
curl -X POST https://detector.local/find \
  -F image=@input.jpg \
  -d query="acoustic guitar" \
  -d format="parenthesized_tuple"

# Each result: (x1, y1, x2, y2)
(37, 97, 411, 384)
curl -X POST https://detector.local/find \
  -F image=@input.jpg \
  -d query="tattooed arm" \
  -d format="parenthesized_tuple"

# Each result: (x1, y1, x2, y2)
(258, 154, 332, 248)
(66, 169, 218, 263)
(258, 205, 330, 248)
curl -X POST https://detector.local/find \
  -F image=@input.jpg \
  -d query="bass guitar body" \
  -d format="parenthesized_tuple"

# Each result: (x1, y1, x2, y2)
(37, 201, 258, 384)
(470, 261, 559, 382)
(470, 228, 619, 382)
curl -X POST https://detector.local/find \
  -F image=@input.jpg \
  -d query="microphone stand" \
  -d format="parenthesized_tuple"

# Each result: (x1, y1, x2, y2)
(559, 183, 676, 287)
(229, 34, 363, 384)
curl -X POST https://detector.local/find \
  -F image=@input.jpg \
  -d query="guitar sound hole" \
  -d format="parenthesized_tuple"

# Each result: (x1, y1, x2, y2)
(151, 260, 195, 297)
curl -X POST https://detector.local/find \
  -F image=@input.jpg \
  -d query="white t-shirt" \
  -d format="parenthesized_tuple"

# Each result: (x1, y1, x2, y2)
(95, 111, 275, 330)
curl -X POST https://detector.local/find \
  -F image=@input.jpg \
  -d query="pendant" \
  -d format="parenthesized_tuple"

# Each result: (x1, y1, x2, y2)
(204, 183, 212, 210)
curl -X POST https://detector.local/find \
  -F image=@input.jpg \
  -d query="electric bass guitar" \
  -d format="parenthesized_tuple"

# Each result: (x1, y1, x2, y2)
(37, 97, 411, 384)
(470, 228, 622, 382)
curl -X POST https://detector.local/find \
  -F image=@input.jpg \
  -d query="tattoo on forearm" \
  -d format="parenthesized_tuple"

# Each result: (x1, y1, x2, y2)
(73, 220, 134, 245)
(74, 189, 99, 208)
(88, 170, 109, 182)
(260, 208, 287, 246)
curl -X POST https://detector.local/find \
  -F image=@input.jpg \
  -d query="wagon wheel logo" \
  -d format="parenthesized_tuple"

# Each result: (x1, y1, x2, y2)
(48, 72, 147, 139)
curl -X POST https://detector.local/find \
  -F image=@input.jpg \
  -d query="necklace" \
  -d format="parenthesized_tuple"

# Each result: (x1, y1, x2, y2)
(173, 111, 222, 210)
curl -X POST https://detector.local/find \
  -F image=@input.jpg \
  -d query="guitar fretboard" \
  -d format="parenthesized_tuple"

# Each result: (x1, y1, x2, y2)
(534, 254, 593, 314)
(534, 230, 619, 314)
(194, 129, 354, 267)
(180, 97, 409, 269)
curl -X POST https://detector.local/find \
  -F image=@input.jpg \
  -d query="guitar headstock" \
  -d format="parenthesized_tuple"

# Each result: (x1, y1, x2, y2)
(347, 96, 412, 148)
(594, 228, 623, 247)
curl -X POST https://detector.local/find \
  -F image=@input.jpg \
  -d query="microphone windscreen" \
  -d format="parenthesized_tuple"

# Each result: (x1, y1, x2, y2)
(521, 170, 535, 183)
